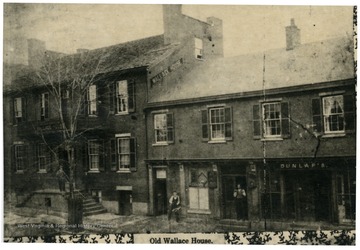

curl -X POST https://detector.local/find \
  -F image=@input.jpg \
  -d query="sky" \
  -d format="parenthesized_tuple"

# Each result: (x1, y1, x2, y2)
(2, 1, 355, 65)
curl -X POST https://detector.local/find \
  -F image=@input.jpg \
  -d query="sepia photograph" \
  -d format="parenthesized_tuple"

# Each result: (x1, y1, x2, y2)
(2, 0, 356, 244)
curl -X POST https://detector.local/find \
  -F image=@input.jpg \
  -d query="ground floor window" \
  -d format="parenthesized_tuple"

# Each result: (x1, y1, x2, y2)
(337, 170, 356, 222)
(188, 168, 209, 211)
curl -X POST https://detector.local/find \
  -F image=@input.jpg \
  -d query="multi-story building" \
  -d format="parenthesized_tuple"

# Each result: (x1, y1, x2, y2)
(4, 5, 223, 216)
(145, 19, 356, 230)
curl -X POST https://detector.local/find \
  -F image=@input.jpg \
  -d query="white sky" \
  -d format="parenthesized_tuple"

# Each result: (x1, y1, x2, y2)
(2, 1, 355, 64)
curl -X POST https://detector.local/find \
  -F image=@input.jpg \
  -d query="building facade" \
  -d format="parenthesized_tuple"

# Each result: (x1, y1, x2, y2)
(145, 20, 355, 230)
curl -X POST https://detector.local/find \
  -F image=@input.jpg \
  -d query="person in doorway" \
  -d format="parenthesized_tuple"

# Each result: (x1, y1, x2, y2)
(234, 184, 247, 220)
(168, 191, 181, 222)
(56, 165, 67, 193)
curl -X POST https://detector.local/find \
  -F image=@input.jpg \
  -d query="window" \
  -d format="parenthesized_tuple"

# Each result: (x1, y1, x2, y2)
(253, 102, 290, 139)
(195, 38, 203, 59)
(37, 143, 50, 173)
(110, 80, 135, 114)
(154, 113, 174, 144)
(40, 93, 49, 120)
(14, 144, 27, 172)
(14, 97, 25, 123)
(202, 106, 232, 142)
(87, 84, 97, 115)
(312, 94, 354, 135)
(110, 134, 136, 172)
(188, 168, 209, 212)
(88, 140, 101, 172)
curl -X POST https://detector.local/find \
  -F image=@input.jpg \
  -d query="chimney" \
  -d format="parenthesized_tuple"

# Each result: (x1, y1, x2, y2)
(27, 38, 46, 69)
(163, 4, 183, 45)
(77, 48, 89, 53)
(206, 17, 224, 57)
(286, 18, 301, 50)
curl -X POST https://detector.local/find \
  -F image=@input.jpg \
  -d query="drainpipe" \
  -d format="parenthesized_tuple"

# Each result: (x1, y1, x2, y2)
(262, 52, 268, 231)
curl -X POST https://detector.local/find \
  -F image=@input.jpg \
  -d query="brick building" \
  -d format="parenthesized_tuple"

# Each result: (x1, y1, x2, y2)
(4, 5, 223, 216)
(145, 19, 355, 230)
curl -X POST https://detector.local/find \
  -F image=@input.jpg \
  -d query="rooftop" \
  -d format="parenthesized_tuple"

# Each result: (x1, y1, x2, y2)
(149, 36, 355, 103)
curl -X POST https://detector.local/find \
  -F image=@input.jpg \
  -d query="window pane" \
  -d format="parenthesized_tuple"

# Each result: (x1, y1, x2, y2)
(118, 138, 130, 169)
(198, 188, 209, 210)
(210, 108, 225, 140)
(117, 80, 128, 112)
(263, 103, 281, 136)
(323, 95, 344, 133)
(154, 114, 167, 142)
(189, 187, 199, 209)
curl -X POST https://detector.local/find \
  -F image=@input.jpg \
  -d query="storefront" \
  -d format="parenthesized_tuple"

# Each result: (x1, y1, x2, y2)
(261, 157, 355, 225)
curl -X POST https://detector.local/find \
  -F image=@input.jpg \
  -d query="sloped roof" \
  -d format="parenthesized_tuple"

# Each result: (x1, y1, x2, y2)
(150, 36, 355, 103)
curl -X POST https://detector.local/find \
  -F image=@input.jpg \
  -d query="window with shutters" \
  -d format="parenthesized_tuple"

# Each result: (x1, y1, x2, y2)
(88, 140, 101, 172)
(109, 80, 135, 115)
(252, 101, 290, 139)
(87, 84, 97, 116)
(40, 93, 49, 121)
(14, 144, 26, 172)
(202, 106, 232, 142)
(37, 143, 50, 173)
(154, 113, 174, 144)
(195, 38, 203, 59)
(312, 94, 354, 136)
(111, 134, 136, 173)
(14, 97, 25, 123)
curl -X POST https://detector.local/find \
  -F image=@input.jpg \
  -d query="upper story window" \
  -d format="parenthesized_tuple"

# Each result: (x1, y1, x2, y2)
(40, 93, 49, 121)
(202, 106, 232, 142)
(110, 134, 136, 173)
(312, 94, 354, 135)
(37, 143, 50, 173)
(253, 101, 290, 139)
(195, 38, 203, 59)
(110, 80, 135, 115)
(87, 84, 97, 116)
(154, 113, 174, 144)
(14, 97, 25, 123)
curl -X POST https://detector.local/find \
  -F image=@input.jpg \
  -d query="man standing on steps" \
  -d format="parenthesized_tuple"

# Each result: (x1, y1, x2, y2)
(56, 165, 67, 193)
(234, 183, 246, 221)
(168, 191, 181, 222)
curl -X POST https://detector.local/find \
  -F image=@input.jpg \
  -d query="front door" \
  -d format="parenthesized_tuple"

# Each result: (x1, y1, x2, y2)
(118, 191, 132, 215)
(222, 176, 247, 219)
(154, 179, 167, 215)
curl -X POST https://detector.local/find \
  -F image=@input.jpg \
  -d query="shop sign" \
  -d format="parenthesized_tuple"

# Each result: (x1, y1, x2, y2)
(280, 162, 329, 169)
(156, 169, 167, 179)
(151, 58, 183, 85)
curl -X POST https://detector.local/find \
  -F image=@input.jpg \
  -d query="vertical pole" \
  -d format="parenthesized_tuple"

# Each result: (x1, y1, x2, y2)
(262, 52, 267, 231)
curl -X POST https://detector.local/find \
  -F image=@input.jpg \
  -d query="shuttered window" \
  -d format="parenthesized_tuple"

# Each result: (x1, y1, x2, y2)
(112, 135, 136, 172)
(111, 80, 135, 114)
(154, 113, 174, 144)
(201, 106, 232, 142)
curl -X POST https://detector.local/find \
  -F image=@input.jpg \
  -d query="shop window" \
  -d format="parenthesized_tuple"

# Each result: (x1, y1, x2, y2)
(40, 93, 49, 121)
(312, 94, 354, 135)
(261, 171, 282, 219)
(110, 134, 136, 173)
(202, 106, 232, 142)
(195, 38, 203, 59)
(87, 84, 97, 116)
(188, 169, 209, 211)
(154, 113, 174, 144)
(337, 173, 356, 221)
(253, 101, 290, 139)
(14, 97, 26, 123)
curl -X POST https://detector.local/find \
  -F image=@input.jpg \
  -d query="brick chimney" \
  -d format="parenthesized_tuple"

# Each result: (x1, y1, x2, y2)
(27, 38, 46, 69)
(286, 18, 301, 50)
(163, 4, 183, 45)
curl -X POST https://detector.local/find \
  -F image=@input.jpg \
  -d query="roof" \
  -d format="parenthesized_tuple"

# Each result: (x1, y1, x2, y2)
(149, 36, 355, 103)
(5, 34, 177, 92)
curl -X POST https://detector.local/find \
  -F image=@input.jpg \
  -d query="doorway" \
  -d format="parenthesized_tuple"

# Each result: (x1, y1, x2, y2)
(284, 171, 331, 221)
(118, 191, 132, 215)
(154, 179, 167, 215)
(222, 176, 247, 219)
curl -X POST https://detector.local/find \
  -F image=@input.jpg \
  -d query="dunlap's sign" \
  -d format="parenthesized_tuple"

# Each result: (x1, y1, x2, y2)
(280, 162, 329, 170)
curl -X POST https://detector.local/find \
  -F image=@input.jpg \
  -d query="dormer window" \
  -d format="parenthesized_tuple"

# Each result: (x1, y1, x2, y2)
(195, 38, 203, 59)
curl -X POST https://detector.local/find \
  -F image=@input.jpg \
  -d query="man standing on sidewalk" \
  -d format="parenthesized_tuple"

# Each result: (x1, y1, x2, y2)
(234, 184, 246, 220)
(168, 191, 181, 222)
(56, 165, 67, 193)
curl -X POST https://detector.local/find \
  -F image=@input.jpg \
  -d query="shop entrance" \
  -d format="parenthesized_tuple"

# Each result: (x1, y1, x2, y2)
(222, 176, 247, 219)
(154, 169, 167, 215)
(284, 171, 331, 221)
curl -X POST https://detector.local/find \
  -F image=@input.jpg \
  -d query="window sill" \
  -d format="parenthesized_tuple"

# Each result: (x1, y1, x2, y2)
(88, 170, 100, 174)
(116, 169, 131, 174)
(115, 112, 129, 116)
(87, 114, 98, 118)
(152, 142, 169, 146)
(187, 209, 211, 215)
(322, 133, 346, 138)
(208, 140, 226, 144)
(261, 137, 284, 141)
(15, 171, 24, 174)
(37, 170, 47, 174)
